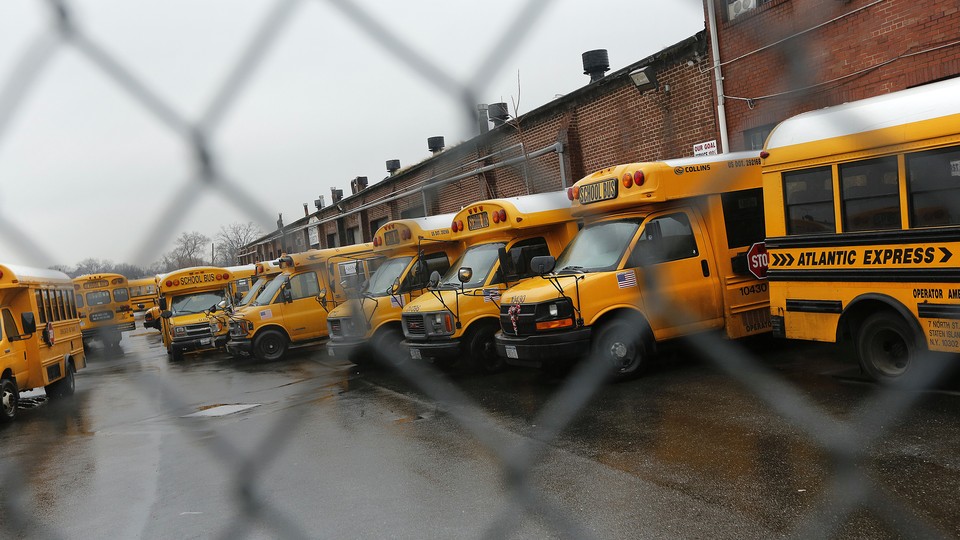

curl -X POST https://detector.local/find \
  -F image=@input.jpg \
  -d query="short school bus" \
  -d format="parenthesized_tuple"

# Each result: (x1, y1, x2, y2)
(325, 214, 463, 364)
(223, 264, 257, 302)
(494, 151, 768, 379)
(226, 244, 381, 361)
(237, 261, 281, 308)
(158, 266, 234, 361)
(128, 277, 159, 311)
(73, 273, 135, 348)
(762, 76, 960, 382)
(1, 264, 86, 422)
(400, 192, 578, 372)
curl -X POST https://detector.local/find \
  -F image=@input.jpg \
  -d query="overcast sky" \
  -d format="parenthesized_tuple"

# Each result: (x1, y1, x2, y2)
(0, 0, 704, 270)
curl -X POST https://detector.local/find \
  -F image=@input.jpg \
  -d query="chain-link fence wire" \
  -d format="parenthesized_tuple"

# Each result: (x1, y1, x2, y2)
(1, 0, 959, 538)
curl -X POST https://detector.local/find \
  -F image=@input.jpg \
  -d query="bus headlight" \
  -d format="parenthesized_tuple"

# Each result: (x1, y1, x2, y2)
(427, 312, 454, 337)
(534, 299, 575, 331)
(173, 325, 185, 337)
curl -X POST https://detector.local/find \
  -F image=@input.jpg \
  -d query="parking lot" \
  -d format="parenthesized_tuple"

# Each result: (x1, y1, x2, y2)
(2, 322, 960, 539)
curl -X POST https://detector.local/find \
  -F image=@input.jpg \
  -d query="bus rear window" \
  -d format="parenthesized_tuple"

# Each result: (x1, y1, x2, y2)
(86, 291, 112, 306)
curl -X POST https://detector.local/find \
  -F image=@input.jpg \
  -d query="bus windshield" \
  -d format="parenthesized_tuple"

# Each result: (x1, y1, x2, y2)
(440, 242, 504, 289)
(364, 256, 412, 296)
(554, 220, 640, 273)
(171, 289, 228, 316)
(252, 275, 286, 306)
(240, 276, 271, 307)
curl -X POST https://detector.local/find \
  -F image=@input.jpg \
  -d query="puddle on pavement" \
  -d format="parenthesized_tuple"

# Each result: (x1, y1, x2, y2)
(182, 404, 261, 418)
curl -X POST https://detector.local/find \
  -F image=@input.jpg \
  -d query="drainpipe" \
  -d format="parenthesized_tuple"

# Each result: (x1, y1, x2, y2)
(707, 0, 729, 153)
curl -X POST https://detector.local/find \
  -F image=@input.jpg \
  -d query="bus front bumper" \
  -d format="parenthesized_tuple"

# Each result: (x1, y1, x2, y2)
(403, 338, 461, 361)
(172, 334, 227, 355)
(326, 337, 364, 361)
(225, 337, 253, 357)
(494, 327, 593, 367)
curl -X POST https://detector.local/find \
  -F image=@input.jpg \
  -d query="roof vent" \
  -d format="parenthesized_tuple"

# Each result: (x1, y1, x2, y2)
(350, 176, 368, 195)
(331, 187, 343, 204)
(314, 195, 325, 210)
(428, 136, 445, 154)
(386, 159, 401, 175)
(488, 102, 509, 127)
(477, 104, 490, 134)
(582, 49, 610, 82)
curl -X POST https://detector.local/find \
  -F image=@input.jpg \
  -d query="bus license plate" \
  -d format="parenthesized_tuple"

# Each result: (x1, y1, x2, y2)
(328, 348, 334, 356)
(200, 338, 211, 346)
(578, 178, 618, 204)
(505, 345, 518, 359)
(410, 348, 422, 360)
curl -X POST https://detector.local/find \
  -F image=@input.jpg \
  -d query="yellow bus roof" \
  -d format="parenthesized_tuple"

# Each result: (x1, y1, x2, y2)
(764, 77, 960, 167)
(159, 266, 233, 293)
(571, 151, 762, 216)
(277, 243, 375, 269)
(373, 213, 457, 253)
(128, 277, 157, 287)
(73, 272, 127, 283)
(224, 264, 257, 279)
(0, 263, 72, 288)
(450, 191, 575, 241)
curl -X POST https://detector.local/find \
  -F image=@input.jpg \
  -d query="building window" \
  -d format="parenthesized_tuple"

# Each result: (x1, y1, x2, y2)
(326, 233, 338, 248)
(370, 217, 388, 236)
(346, 226, 359, 245)
(726, 0, 772, 21)
(744, 124, 775, 151)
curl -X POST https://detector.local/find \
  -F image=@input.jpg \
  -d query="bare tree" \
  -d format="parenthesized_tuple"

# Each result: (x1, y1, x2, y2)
(167, 231, 211, 269)
(74, 258, 113, 276)
(214, 221, 263, 266)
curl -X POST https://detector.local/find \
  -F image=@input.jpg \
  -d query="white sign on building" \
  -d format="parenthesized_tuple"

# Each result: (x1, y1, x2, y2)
(693, 139, 718, 156)
(307, 217, 320, 246)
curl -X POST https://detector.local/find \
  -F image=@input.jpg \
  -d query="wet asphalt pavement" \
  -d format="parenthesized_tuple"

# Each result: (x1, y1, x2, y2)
(2, 321, 959, 539)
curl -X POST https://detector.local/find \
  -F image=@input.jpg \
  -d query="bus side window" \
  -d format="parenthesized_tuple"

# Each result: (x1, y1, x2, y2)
(907, 144, 960, 227)
(403, 252, 449, 291)
(783, 166, 835, 235)
(36, 290, 47, 324)
(840, 156, 901, 232)
(289, 272, 320, 300)
(506, 237, 550, 282)
(628, 214, 698, 267)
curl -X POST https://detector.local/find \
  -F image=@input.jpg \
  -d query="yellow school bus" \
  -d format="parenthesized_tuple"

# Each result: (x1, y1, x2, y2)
(73, 273, 136, 348)
(401, 192, 579, 371)
(325, 214, 462, 364)
(762, 77, 960, 382)
(225, 245, 381, 361)
(128, 277, 159, 311)
(1, 264, 86, 422)
(158, 266, 234, 361)
(494, 152, 768, 379)
(224, 264, 257, 304)
(237, 260, 281, 309)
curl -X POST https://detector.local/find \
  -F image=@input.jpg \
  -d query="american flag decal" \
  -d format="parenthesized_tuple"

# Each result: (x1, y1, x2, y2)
(616, 271, 637, 289)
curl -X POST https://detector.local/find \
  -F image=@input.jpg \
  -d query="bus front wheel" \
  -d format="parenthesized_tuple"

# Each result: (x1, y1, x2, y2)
(467, 323, 504, 373)
(857, 312, 919, 383)
(1, 378, 18, 422)
(592, 320, 652, 381)
(253, 330, 288, 362)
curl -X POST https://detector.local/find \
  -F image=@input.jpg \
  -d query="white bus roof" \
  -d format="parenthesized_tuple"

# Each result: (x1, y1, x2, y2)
(0, 264, 72, 286)
(765, 77, 960, 150)
(662, 150, 762, 168)
(483, 191, 571, 214)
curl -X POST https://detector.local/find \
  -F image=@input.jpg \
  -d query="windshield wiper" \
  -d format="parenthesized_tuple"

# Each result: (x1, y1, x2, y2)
(558, 265, 586, 274)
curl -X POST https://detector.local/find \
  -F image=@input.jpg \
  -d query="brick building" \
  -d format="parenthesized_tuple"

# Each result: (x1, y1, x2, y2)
(240, 0, 960, 262)
(709, 0, 960, 151)
(239, 32, 715, 263)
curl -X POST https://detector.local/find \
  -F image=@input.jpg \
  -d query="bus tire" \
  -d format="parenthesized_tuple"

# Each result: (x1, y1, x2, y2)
(371, 327, 404, 368)
(46, 363, 76, 399)
(1, 377, 18, 423)
(170, 348, 184, 362)
(467, 323, 504, 374)
(857, 312, 919, 383)
(592, 320, 652, 381)
(253, 330, 288, 362)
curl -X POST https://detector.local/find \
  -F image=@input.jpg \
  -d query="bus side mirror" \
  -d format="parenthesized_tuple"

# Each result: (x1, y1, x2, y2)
(529, 255, 556, 275)
(137, 303, 145, 310)
(159, 297, 168, 310)
(428, 271, 441, 289)
(458, 267, 473, 284)
(389, 277, 401, 294)
(316, 289, 328, 308)
(217, 300, 228, 310)
(161, 310, 172, 319)
(281, 288, 293, 303)
(21, 312, 36, 335)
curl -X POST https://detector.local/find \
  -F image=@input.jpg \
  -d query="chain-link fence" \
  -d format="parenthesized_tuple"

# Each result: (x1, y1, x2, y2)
(2, 0, 959, 538)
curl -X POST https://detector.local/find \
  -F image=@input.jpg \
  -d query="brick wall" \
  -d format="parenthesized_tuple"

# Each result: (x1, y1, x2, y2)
(710, 0, 960, 151)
